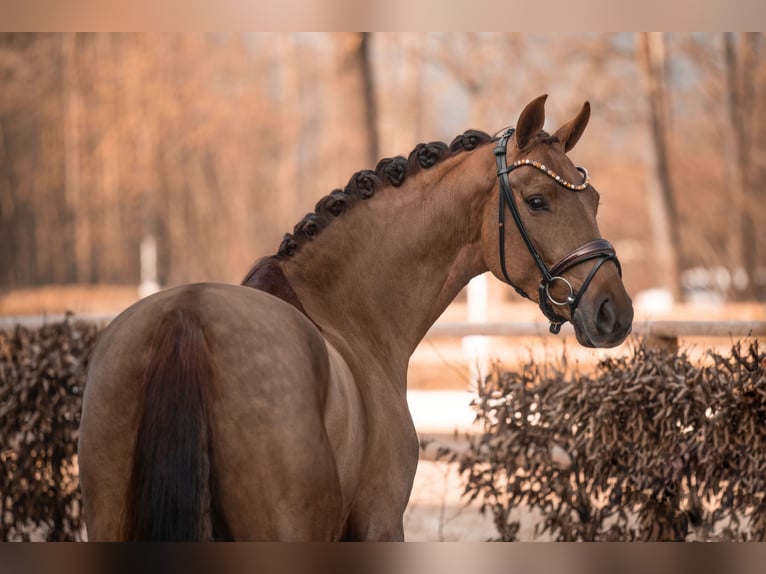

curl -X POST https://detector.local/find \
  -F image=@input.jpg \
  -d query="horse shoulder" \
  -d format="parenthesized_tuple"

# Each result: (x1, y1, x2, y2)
(322, 340, 366, 514)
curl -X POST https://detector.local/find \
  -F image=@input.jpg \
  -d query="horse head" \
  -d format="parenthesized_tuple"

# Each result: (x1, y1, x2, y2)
(482, 95, 633, 347)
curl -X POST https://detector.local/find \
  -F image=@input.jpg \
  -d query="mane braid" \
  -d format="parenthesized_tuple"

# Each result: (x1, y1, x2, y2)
(272, 129, 492, 259)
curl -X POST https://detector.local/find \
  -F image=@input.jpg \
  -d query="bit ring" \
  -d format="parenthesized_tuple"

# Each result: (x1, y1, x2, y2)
(545, 276, 575, 307)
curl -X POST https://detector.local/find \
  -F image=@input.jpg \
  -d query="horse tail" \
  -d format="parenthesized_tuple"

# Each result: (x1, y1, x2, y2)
(124, 308, 217, 541)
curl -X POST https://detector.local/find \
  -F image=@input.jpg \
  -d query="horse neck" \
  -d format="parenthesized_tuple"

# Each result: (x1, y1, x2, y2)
(281, 146, 496, 367)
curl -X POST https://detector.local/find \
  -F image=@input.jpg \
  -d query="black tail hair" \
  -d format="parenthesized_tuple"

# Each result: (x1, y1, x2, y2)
(125, 310, 217, 541)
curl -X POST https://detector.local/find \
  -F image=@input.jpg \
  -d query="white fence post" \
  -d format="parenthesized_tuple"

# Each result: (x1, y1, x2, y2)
(462, 272, 491, 385)
(138, 233, 160, 299)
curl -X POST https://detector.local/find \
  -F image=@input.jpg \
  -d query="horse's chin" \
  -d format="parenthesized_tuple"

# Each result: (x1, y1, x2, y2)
(572, 308, 632, 349)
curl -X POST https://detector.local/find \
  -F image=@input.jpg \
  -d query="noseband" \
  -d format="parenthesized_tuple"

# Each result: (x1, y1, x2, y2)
(494, 128, 621, 334)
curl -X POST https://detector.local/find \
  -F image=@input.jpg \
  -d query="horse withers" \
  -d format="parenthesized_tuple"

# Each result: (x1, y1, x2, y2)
(78, 95, 633, 541)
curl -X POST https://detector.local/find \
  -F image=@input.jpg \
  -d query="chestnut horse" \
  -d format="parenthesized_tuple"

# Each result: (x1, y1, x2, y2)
(78, 95, 633, 541)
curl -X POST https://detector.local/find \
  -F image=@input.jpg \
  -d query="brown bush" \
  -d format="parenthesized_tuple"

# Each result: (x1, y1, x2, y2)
(0, 314, 99, 541)
(450, 340, 766, 541)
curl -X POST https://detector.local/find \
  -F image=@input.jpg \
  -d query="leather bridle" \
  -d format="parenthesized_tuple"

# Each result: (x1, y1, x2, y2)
(494, 128, 621, 334)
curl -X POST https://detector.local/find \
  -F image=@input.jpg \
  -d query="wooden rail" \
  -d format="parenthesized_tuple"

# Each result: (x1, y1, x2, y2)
(2, 314, 765, 351)
(0, 313, 115, 331)
(424, 319, 766, 353)
(424, 320, 766, 339)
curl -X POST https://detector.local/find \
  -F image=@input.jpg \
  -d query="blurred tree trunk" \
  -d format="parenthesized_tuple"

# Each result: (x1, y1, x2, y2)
(359, 33, 379, 165)
(127, 35, 161, 287)
(94, 33, 118, 284)
(320, 33, 379, 192)
(340, 32, 379, 167)
(62, 33, 84, 283)
(724, 32, 759, 299)
(276, 34, 302, 232)
(396, 34, 424, 150)
(0, 117, 16, 285)
(0, 34, 44, 287)
(638, 32, 682, 302)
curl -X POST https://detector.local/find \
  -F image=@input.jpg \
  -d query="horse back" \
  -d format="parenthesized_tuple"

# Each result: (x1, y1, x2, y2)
(79, 282, 356, 540)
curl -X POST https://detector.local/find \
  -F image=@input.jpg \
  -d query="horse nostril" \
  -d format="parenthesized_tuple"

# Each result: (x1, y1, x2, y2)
(595, 296, 617, 335)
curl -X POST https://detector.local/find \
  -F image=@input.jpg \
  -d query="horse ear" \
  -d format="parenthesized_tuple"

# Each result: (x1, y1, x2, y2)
(554, 101, 591, 152)
(515, 94, 548, 150)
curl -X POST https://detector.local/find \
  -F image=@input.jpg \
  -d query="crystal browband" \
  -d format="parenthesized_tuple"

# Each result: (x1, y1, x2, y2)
(509, 159, 590, 191)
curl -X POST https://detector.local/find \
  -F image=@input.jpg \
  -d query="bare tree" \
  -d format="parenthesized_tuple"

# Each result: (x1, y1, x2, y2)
(638, 32, 683, 301)
(3, 32, 762, 305)
(275, 34, 303, 233)
(359, 33, 379, 164)
(724, 32, 761, 299)
(318, 32, 380, 190)
(61, 33, 85, 283)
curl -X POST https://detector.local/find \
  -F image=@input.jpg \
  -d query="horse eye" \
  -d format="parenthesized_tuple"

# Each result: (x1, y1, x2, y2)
(526, 196, 547, 211)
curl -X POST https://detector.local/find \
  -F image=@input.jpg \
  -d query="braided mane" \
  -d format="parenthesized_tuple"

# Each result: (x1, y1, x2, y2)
(274, 129, 493, 259)
(241, 129, 492, 301)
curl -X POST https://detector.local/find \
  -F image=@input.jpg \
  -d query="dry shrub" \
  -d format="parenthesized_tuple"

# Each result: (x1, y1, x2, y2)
(0, 314, 99, 541)
(452, 339, 766, 541)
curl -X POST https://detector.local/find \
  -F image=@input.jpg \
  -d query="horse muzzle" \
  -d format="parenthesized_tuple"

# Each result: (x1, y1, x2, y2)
(571, 288, 634, 348)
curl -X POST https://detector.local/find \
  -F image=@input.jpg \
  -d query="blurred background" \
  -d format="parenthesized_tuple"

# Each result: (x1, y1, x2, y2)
(1, 33, 765, 543)
(0, 32, 764, 315)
